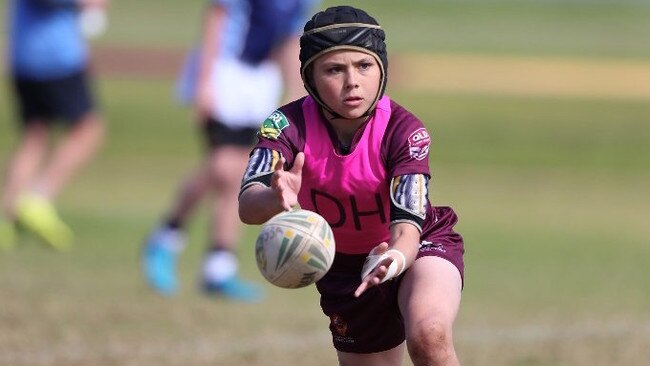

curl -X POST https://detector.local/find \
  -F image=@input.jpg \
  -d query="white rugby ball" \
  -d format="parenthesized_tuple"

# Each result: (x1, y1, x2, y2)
(255, 209, 335, 289)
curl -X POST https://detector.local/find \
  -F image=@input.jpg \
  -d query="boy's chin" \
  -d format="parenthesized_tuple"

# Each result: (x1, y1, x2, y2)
(335, 108, 367, 120)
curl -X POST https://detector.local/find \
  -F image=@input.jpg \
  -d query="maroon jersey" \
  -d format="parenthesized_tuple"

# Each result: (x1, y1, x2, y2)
(245, 96, 465, 353)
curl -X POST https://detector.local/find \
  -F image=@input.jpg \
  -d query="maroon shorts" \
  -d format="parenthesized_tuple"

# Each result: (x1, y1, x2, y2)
(315, 206, 465, 353)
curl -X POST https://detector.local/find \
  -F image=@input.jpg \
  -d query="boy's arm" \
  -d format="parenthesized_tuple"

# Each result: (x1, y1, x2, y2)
(238, 184, 286, 225)
(239, 152, 304, 225)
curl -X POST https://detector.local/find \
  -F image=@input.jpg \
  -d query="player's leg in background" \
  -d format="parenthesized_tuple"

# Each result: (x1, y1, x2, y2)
(0, 122, 49, 250)
(32, 111, 104, 201)
(142, 166, 211, 296)
(15, 111, 104, 251)
(207, 145, 248, 253)
(201, 143, 263, 302)
(163, 167, 213, 229)
(398, 256, 463, 366)
(11, 71, 104, 251)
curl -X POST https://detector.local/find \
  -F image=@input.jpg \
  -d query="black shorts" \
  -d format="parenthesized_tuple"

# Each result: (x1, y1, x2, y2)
(12, 70, 96, 127)
(202, 117, 259, 148)
(315, 206, 465, 353)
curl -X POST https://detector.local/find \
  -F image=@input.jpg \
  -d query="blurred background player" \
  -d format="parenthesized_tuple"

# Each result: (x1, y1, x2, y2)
(0, 0, 108, 251)
(141, 0, 320, 301)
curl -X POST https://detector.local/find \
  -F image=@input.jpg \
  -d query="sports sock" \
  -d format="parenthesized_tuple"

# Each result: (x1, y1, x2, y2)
(202, 249, 238, 284)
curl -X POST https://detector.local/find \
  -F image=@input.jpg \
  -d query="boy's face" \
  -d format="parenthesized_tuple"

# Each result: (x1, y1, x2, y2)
(311, 50, 381, 120)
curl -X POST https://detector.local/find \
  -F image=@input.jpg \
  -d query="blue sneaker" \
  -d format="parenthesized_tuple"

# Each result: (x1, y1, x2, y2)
(141, 227, 185, 296)
(200, 249, 263, 302)
(202, 275, 264, 303)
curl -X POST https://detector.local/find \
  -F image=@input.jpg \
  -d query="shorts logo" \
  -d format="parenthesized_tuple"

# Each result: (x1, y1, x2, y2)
(330, 313, 349, 336)
(419, 240, 446, 253)
(408, 127, 430, 161)
(259, 110, 289, 140)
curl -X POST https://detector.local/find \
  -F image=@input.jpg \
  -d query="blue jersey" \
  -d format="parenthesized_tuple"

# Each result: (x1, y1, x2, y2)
(9, 0, 88, 80)
(177, 0, 319, 106)
(213, 0, 317, 64)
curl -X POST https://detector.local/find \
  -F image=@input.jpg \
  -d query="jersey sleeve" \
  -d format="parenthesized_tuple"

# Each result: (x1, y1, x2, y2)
(384, 107, 432, 178)
(240, 104, 305, 192)
(256, 107, 305, 165)
(384, 103, 434, 230)
(240, 147, 280, 191)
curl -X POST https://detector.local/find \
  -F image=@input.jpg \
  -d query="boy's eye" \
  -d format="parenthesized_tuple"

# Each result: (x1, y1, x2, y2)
(327, 66, 342, 74)
(360, 62, 372, 70)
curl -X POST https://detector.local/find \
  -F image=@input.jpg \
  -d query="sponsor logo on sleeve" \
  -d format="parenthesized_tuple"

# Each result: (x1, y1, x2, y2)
(407, 127, 431, 160)
(259, 110, 290, 140)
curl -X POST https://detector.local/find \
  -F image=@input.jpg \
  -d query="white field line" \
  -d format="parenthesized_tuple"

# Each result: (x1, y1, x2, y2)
(1, 322, 650, 364)
(393, 53, 650, 100)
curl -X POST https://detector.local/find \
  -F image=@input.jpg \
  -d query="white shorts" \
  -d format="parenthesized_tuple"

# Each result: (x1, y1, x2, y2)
(177, 51, 282, 128)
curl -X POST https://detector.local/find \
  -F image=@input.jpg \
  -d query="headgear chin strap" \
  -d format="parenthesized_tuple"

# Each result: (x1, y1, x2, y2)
(299, 6, 388, 119)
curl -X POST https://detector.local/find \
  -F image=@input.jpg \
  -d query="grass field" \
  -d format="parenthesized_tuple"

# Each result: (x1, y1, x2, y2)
(1, 1, 650, 365)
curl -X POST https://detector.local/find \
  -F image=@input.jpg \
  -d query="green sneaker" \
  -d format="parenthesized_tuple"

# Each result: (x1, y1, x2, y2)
(0, 220, 16, 251)
(16, 194, 73, 251)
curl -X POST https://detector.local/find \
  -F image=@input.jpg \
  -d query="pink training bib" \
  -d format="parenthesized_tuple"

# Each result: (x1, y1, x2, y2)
(298, 96, 392, 254)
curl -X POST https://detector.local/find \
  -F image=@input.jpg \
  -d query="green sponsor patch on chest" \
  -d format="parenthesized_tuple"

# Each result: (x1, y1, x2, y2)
(259, 110, 289, 140)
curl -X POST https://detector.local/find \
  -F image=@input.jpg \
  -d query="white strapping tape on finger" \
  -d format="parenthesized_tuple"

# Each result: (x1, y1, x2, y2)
(360, 249, 407, 283)
(360, 253, 384, 280)
(383, 249, 406, 283)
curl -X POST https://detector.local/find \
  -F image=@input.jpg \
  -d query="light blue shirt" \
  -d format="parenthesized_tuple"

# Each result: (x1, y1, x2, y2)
(212, 0, 318, 62)
(9, 0, 88, 80)
(177, 0, 319, 103)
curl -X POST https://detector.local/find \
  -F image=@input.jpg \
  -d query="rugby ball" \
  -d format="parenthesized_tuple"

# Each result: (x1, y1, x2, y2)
(255, 209, 335, 288)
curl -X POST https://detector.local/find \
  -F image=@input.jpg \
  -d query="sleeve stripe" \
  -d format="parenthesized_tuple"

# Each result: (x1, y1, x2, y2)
(242, 148, 280, 184)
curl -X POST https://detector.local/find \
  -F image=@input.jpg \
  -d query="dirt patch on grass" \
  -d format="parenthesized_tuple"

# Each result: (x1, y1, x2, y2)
(392, 53, 650, 101)
(93, 45, 650, 100)
(92, 45, 185, 79)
